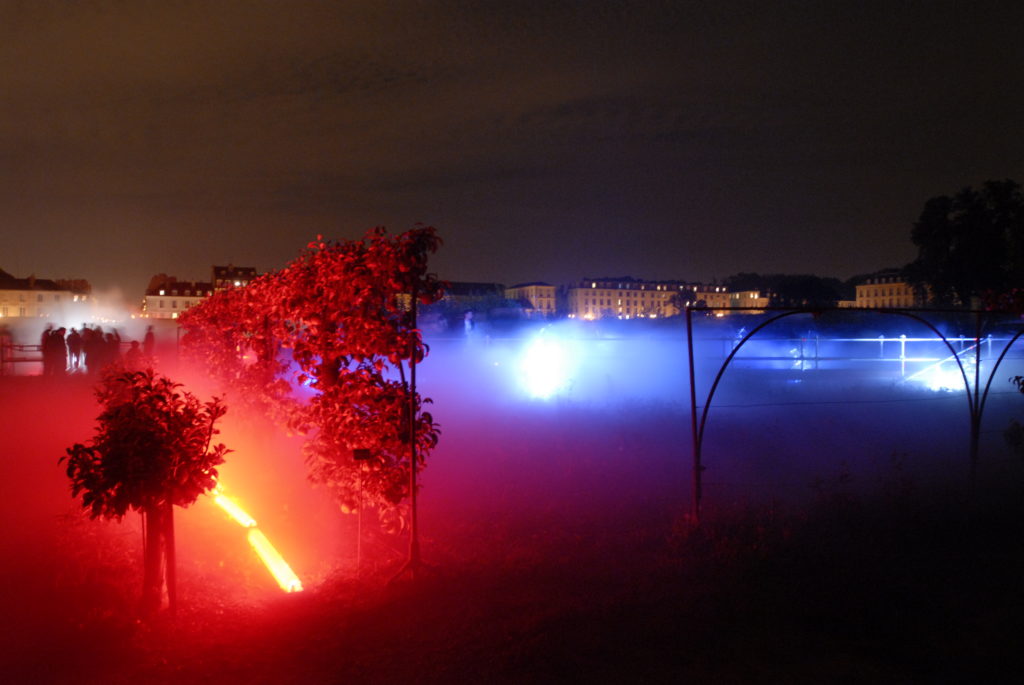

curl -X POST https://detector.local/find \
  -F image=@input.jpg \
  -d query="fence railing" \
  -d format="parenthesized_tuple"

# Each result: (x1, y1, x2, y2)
(0, 340, 135, 376)
(712, 334, 1006, 379)
(0, 343, 43, 375)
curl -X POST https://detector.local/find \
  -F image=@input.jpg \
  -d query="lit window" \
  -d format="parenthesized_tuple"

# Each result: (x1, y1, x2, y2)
(159, 290, 165, 296)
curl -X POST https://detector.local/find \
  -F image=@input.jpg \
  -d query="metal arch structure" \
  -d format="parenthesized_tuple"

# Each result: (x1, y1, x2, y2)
(685, 305, 1024, 523)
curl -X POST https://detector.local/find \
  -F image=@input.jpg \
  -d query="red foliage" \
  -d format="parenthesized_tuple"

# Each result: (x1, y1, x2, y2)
(982, 288, 1024, 315)
(180, 226, 444, 523)
(62, 368, 229, 519)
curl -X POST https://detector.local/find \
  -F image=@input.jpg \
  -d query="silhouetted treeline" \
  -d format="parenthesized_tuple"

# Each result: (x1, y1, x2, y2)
(723, 273, 848, 307)
(904, 179, 1024, 307)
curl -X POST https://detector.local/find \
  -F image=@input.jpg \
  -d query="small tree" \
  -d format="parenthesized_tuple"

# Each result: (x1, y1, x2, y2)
(61, 368, 229, 615)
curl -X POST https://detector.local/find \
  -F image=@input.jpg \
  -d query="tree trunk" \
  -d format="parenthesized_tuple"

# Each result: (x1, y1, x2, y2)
(141, 505, 165, 616)
(165, 502, 177, 617)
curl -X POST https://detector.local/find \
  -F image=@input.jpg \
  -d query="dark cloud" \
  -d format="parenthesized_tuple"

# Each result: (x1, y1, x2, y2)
(1, 1, 1023, 293)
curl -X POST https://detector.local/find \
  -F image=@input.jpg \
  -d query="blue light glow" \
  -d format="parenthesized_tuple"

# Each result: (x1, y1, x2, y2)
(520, 332, 571, 399)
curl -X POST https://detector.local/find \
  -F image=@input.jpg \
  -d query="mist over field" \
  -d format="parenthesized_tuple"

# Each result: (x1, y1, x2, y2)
(3, 311, 1024, 680)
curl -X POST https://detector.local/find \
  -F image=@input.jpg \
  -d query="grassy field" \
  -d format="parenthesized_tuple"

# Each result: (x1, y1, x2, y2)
(3, 373, 1024, 683)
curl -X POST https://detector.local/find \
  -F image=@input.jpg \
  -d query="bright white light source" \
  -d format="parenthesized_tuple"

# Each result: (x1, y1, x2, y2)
(910, 360, 968, 392)
(520, 335, 569, 399)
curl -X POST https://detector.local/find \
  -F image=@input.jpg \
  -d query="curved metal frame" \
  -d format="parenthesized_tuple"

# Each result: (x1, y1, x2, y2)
(977, 327, 1024, 419)
(686, 306, 1024, 522)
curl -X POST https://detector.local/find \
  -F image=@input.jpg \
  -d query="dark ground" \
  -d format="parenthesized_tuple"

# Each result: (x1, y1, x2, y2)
(3, 371, 1024, 683)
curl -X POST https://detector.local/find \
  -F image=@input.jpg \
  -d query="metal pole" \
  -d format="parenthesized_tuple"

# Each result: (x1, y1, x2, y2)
(408, 285, 420, 571)
(389, 285, 424, 583)
(686, 307, 701, 522)
(357, 475, 362, 573)
(969, 311, 982, 486)
(900, 334, 906, 377)
(165, 503, 176, 617)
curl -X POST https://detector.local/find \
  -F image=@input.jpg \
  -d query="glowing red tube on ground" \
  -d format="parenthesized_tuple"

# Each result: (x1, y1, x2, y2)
(247, 529, 304, 593)
(212, 492, 257, 528)
(211, 486, 304, 593)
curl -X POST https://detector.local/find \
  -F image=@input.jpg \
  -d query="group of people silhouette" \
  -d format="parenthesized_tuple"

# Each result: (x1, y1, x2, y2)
(41, 324, 155, 376)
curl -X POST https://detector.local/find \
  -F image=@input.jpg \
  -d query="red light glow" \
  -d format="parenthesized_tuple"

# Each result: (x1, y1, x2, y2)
(211, 484, 303, 593)
(247, 529, 304, 593)
(212, 491, 257, 528)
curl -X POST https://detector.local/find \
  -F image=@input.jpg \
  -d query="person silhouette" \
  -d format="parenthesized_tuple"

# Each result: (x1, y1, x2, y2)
(124, 340, 144, 369)
(67, 327, 83, 371)
(143, 325, 155, 357)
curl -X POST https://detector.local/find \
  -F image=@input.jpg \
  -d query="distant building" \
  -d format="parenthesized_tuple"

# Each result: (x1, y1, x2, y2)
(855, 271, 918, 308)
(141, 265, 257, 319)
(212, 265, 258, 290)
(141, 274, 214, 320)
(728, 290, 771, 313)
(505, 282, 556, 318)
(693, 285, 731, 310)
(567, 277, 701, 320)
(438, 281, 507, 310)
(0, 268, 91, 319)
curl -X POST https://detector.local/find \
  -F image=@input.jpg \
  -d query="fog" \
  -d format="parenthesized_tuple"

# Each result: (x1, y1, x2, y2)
(3, 310, 1024, 668)
(418, 313, 1024, 512)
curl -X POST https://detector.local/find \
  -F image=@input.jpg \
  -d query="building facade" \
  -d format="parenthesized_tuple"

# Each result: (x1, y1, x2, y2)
(141, 277, 214, 320)
(213, 265, 259, 290)
(694, 286, 731, 310)
(141, 265, 257, 319)
(0, 269, 91, 319)
(855, 272, 917, 308)
(505, 282, 557, 317)
(728, 289, 771, 312)
(566, 277, 702, 320)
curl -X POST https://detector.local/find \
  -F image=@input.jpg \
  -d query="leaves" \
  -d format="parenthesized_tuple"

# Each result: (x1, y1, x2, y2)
(179, 226, 443, 521)
(907, 179, 1024, 306)
(61, 368, 230, 520)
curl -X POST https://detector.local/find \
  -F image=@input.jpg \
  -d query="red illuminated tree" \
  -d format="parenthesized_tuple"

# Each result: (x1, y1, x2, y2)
(180, 226, 444, 548)
(62, 368, 229, 615)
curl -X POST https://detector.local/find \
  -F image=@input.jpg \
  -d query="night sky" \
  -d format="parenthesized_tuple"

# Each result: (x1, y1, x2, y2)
(2, 1, 1023, 297)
